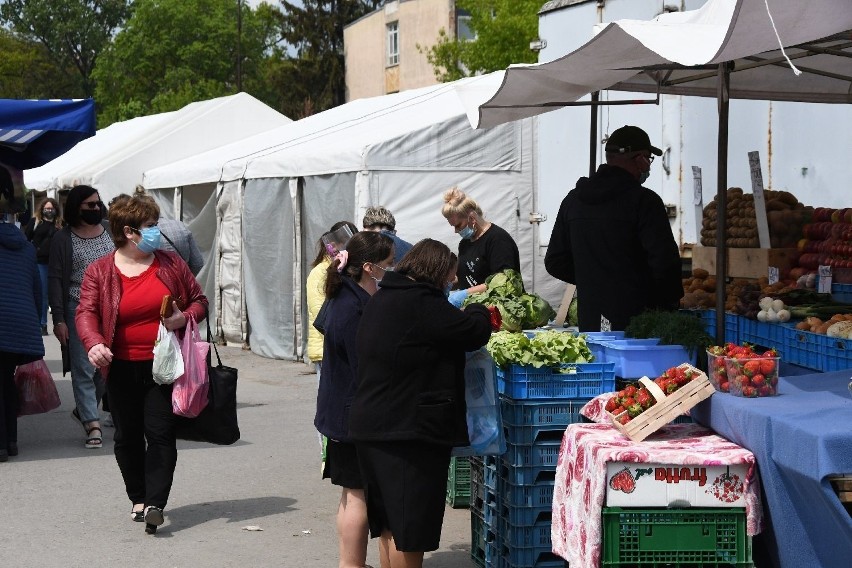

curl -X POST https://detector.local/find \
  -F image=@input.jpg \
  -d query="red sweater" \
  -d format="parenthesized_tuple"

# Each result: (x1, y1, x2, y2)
(112, 259, 171, 361)
(75, 250, 208, 378)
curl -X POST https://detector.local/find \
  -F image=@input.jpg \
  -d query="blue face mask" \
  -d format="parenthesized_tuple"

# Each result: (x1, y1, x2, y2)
(458, 223, 475, 240)
(132, 225, 161, 254)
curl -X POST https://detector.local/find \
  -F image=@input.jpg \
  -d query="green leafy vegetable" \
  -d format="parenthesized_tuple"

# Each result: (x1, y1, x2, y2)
(463, 269, 556, 331)
(625, 310, 713, 358)
(486, 330, 593, 368)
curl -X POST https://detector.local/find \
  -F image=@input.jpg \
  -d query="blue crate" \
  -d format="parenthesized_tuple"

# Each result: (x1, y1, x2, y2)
(600, 339, 695, 379)
(739, 319, 787, 352)
(681, 309, 739, 344)
(498, 474, 555, 508)
(580, 331, 625, 362)
(497, 362, 616, 400)
(502, 441, 561, 468)
(783, 326, 824, 370)
(496, 518, 563, 567)
(833, 283, 852, 304)
(821, 335, 852, 371)
(500, 502, 552, 527)
(500, 398, 588, 444)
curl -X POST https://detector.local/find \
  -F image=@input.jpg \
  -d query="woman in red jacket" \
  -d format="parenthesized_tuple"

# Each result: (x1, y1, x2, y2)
(75, 193, 207, 535)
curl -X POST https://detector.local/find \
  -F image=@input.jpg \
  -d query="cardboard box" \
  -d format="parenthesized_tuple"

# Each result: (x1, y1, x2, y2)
(606, 462, 749, 507)
(692, 246, 798, 279)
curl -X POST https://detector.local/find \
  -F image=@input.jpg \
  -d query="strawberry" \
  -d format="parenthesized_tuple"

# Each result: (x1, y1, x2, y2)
(627, 403, 644, 418)
(742, 385, 758, 398)
(743, 360, 761, 376)
(719, 381, 730, 393)
(624, 385, 638, 398)
(758, 385, 773, 397)
(618, 414, 631, 425)
(759, 358, 776, 375)
(612, 406, 625, 416)
(751, 373, 766, 387)
(762, 348, 778, 357)
(636, 388, 653, 409)
(605, 397, 619, 413)
(623, 397, 637, 409)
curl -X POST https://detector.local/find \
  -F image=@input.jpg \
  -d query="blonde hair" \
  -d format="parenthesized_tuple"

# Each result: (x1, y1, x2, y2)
(441, 187, 482, 219)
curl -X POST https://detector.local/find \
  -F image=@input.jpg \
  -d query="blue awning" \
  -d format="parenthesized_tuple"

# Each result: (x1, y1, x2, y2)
(0, 99, 96, 170)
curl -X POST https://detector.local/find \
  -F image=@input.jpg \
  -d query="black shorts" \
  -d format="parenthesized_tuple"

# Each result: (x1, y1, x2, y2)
(322, 439, 363, 489)
(356, 440, 452, 552)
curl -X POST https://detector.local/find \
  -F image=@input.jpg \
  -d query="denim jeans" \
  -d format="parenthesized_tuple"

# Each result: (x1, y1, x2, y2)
(108, 359, 178, 509)
(37, 264, 49, 327)
(66, 299, 104, 424)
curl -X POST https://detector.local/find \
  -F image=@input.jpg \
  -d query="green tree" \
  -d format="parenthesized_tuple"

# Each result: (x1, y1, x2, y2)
(0, 0, 132, 97)
(0, 28, 82, 99)
(267, 0, 383, 116)
(420, 0, 540, 82)
(92, 0, 274, 125)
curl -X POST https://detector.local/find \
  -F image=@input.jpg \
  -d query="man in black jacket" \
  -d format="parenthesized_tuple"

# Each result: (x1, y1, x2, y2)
(545, 125, 684, 331)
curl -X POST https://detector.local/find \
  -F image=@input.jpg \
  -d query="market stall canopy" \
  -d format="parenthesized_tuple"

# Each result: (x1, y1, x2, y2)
(26, 92, 290, 202)
(143, 76, 508, 188)
(458, 0, 852, 129)
(0, 99, 95, 169)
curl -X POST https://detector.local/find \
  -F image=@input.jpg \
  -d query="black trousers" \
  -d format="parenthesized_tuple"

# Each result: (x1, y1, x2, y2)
(107, 359, 178, 509)
(0, 352, 18, 451)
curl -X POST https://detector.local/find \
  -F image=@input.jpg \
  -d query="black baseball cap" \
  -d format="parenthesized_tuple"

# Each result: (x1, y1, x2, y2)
(604, 125, 662, 156)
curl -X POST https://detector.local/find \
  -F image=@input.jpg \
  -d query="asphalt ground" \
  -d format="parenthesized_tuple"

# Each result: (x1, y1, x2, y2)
(0, 325, 473, 568)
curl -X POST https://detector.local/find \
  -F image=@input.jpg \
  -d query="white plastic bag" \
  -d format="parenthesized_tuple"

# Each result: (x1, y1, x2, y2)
(152, 321, 184, 385)
(452, 348, 506, 457)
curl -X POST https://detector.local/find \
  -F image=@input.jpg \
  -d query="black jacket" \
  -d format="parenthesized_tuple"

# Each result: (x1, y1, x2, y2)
(23, 218, 58, 264)
(545, 164, 683, 331)
(348, 271, 492, 446)
(314, 277, 371, 442)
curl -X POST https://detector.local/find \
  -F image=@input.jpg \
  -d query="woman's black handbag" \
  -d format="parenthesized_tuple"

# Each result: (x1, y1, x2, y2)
(312, 298, 333, 334)
(175, 319, 240, 445)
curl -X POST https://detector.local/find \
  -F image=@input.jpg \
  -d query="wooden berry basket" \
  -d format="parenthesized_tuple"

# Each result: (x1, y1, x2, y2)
(608, 363, 715, 442)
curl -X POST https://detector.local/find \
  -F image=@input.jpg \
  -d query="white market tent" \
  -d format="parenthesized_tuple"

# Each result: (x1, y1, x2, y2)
(25, 92, 292, 205)
(143, 78, 544, 361)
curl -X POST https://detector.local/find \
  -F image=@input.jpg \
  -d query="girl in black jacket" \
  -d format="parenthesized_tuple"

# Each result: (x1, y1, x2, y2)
(315, 230, 394, 568)
(350, 239, 492, 567)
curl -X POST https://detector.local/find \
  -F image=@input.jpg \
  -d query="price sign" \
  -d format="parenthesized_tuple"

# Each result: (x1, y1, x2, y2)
(768, 266, 779, 285)
(818, 265, 832, 294)
(748, 152, 771, 248)
(692, 166, 703, 243)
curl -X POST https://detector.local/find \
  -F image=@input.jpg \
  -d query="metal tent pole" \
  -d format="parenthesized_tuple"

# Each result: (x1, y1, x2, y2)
(589, 91, 600, 176)
(715, 63, 731, 345)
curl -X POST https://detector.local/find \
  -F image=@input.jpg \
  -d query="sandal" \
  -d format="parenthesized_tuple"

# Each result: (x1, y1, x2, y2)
(131, 504, 145, 522)
(85, 426, 103, 449)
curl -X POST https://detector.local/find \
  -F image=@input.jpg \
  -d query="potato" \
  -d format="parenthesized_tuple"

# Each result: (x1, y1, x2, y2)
(692, 268, 709, 279)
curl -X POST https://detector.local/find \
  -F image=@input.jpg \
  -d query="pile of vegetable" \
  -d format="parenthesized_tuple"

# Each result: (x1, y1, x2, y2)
(605, 365, 702, 424)
(756, 297, 791, 322)
(486, 330, 593, 369)
(625, 310, 713, 358)
(462, 269, 556, 331)
(795, 314, 852, 337)
(699, 187, 811, 249)
(707, 343, 779, 396)
(796, 208, 852, 271)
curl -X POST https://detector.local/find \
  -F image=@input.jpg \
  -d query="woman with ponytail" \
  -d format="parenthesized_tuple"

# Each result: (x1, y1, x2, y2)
(314, 230, 394, 568)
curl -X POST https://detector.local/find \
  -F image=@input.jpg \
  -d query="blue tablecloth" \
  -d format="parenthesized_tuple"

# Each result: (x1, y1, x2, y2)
(691, 369, 852, 568)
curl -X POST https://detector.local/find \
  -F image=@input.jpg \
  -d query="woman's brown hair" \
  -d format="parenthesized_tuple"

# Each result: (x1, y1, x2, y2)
(395, 238, 457, 290)
(108, 193, 160, 248)
(324, 231, 393, 298)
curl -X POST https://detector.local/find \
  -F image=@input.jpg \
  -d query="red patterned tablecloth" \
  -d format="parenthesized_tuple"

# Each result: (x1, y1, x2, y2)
(552, 422, 763, 568)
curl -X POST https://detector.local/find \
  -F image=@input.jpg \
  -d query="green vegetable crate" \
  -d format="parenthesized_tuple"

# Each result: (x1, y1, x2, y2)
(446, 456, 471, 508)
(602, 507, 752, 567)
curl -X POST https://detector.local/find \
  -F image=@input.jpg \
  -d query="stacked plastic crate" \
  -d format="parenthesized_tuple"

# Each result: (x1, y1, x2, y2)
(471, 361, 616, 568)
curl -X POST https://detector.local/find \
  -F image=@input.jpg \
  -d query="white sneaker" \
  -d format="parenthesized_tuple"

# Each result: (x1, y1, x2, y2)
(102, 412, 114, 428)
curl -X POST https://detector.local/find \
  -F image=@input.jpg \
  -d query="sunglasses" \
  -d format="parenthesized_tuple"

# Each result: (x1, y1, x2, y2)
(81, 200, 104, 210)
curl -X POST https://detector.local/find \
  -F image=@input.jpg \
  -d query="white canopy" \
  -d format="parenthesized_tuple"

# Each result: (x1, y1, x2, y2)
(143, 77, 508, 188)
(458, 0, 852, 129)
(26, 92, 291, 201)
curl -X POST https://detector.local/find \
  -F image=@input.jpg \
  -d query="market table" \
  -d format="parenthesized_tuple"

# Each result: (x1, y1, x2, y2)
(552, 422, 762, 568)
(691, 369, 852, 568)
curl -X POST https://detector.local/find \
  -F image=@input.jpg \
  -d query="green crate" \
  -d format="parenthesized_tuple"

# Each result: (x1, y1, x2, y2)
(447, 456, 471, 508)
(602, 507, 752, 567)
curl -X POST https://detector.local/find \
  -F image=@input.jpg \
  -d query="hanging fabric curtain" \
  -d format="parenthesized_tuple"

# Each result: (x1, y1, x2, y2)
(0, 99, 96, 169)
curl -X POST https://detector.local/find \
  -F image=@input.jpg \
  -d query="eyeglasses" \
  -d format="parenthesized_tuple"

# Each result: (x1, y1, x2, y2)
(370, 263, 394, 273)
(81, 200, 104, 210)
(635, 154, 654, 164)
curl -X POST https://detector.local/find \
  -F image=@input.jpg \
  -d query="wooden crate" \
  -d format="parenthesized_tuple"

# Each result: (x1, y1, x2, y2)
(692, 246, 798, 279)
(608, 364, 715, 442)
(829, 476, 852, 503)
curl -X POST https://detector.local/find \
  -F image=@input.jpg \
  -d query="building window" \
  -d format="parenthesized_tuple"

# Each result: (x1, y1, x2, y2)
(457, 10, 475, 41)
(387, 21, 399, 66)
